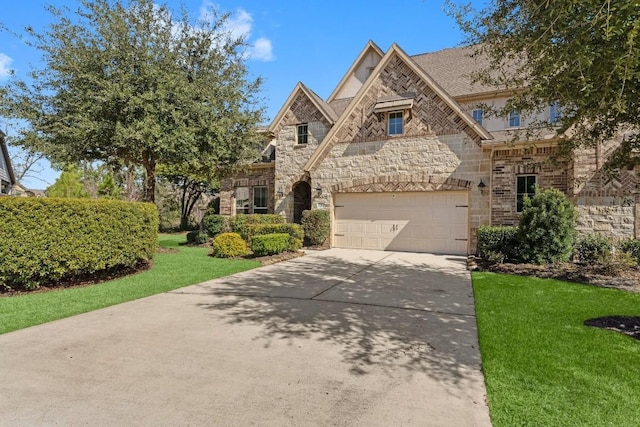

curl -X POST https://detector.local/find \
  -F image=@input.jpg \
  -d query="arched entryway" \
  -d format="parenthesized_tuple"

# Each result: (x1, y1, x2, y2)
(292, 181, 311, 224)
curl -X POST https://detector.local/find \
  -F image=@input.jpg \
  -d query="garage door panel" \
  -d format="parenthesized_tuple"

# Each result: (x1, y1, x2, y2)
(334, 192, 469, 255)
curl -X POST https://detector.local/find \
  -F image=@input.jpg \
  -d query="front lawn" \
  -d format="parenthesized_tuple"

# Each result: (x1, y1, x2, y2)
(473, 272, 640, 426)
(0, 234, 260, 335)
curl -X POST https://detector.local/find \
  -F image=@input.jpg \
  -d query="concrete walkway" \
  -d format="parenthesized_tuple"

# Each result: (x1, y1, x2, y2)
(0, 249, 491, 426)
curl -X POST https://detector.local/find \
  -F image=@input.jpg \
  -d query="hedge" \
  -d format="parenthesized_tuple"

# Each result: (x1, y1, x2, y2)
(251, 233, 290, 256)
(203, 214, 230, 237)
(231, 214, 285, 239)
(0, 197, 158, 290)
(244, 223, 304, 251)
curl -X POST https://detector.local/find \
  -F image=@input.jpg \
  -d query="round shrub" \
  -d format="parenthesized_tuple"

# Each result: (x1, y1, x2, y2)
(186, 230, 209, 244)
(203, 214, 230, 237)
(301, 210, 330, 246)
(620, 239, 640, 264)
(211, 233, 249, 258)
(574, 233, 613, 264)
(517, 188, 577, 264)
(251, 233, 290, 256)
(476, 225, 519, 263)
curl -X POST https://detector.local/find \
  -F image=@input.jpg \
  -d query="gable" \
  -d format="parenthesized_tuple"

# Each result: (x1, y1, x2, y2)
(268, 83, 337, 137)
(0, 132, 16, 185)
(305, 45, 492, 171)
(328, 41, 384, 102)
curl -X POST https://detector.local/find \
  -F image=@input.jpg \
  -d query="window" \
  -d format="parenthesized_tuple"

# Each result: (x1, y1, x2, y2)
(235, 187, 250, 214)
(297, 124, 308, 144)
(253, 186, 268, 214)
(516, 175, 537, 212)
(509, 110, 521, 127)
(549, 101, 561, 124)
(472, 109, 483, 125)
(388, 111, 403, 135)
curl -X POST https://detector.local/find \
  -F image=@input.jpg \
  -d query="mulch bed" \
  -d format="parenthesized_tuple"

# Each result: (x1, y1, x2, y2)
(584, 316, 640, 340)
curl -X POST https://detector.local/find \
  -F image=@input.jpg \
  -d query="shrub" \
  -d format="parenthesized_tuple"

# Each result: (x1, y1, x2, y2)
(186, 230, 209, 244)
(476, 225, 519, 263)
(211, 233, 249, 258)
(251, 233, 290, 256)
(244, 223, 304, 251)
(203, 214, 230, 237)
(0, 198, 158, 290)
(301, 210, 330, 246)
(231, 214, 285, 239)
(574, 233, 613, 264)
(619, 239, 640, 264)
(517, 188, 577, 264)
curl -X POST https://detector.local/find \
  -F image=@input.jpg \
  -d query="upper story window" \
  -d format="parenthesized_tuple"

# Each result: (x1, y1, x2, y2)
(509, 109, 521, 128)
(516, 175, 536, 212)
(472, 109, 483, 125)
(388, 111, 403, 135)
(297, 124, 308, 144)
(549, 101, 561, 124)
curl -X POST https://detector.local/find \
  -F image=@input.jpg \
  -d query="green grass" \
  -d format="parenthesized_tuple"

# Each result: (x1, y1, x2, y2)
(0, 234, 260, 335)
(473, 272, 640, 426)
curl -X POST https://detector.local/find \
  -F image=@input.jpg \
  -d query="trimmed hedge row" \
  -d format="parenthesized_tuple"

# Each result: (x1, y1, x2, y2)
(0, 197, 158, 290)
(476, 225, 519, 263)
(243, 223, 304, 251)
(251, 233, 291, 256)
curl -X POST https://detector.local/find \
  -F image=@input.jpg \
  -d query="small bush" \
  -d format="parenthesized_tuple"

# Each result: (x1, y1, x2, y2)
(301, 210, 330, 246)
(476, 226, 519, 263)
(599, 251, 638, 275)
(203, 214, 230, 237)
(574, 234, 613, 264)
(620, 239, 640, 264)
(211, 233, 249, 258)
(251, 233, 290, 256)
(245, 223, 304, 251)
(186, 230, 209, 244)
(517, 188, 577, 264)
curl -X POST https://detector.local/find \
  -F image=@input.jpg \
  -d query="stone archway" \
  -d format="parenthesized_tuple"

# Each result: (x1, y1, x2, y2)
(292, 181, 311, 224)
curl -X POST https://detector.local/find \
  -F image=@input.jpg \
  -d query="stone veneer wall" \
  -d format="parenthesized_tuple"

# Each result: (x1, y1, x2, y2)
(310, 133, 491, 252)
(491, 146, 569, 226)
(219, 165, 275, 216)
(575, 203, 635, 239)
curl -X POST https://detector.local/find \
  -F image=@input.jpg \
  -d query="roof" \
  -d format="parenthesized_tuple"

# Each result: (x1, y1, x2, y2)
(268, 82, 338, 133)
(411, 45, 494, 97)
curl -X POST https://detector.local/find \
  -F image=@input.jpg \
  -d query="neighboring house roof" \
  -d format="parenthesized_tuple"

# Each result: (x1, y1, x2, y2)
(268, 82, 338, 133)
(304, 43, 493, 172)
(0, 130, 17, 187)
(327, 40, 385, 103)
(411, 45, 494, 98)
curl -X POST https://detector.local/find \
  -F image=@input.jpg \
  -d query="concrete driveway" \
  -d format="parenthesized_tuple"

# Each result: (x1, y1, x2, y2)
(0, 249, 491, 426)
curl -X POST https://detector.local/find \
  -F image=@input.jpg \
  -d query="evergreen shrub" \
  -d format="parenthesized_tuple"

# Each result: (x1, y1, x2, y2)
(211, 232, 249, 258)
(0, 197, 158, 290)
(301, 210, 330, 246)
(251, 233, 290, 256)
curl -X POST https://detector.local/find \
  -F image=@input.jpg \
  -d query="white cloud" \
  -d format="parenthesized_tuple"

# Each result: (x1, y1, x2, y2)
(249, 37, 274, 61)
(0, 53, 13, 79)
(199, 2, 274, 62)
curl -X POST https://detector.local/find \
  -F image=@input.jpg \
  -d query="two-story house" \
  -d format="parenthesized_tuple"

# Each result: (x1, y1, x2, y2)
(0, 131, 16, 195)
(220, 41, 639, 255)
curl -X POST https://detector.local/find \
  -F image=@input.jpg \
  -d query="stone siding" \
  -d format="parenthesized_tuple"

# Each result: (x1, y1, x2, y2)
(311, 133, 491, 252)
(491, 146, 569, 226)
(576, 203, 635, 239)
(219, 165, 275, 216)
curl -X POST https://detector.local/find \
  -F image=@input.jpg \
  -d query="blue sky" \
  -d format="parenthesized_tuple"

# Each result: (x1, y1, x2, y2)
(0, 0, 472, 188)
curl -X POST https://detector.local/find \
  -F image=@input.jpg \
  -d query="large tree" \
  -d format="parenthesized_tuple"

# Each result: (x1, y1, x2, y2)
(449, 0, 640, 172)
(0, 0, 264, 202)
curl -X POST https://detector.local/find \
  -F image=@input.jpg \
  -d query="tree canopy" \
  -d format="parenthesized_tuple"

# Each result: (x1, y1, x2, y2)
(449, 0, 640, 172)
(0, 0, 264, 202)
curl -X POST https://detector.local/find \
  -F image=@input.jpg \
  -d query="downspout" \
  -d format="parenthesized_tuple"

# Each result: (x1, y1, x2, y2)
(489, 147, 495, 226)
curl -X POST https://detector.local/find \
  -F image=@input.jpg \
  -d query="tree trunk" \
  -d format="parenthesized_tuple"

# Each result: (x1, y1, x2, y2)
(179, 179, 203, 230)
(143, 153, 156, 203)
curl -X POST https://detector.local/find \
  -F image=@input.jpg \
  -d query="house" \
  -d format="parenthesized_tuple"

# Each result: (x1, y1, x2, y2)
(220, 41, 639, 255)
(0, 130, 16, 195)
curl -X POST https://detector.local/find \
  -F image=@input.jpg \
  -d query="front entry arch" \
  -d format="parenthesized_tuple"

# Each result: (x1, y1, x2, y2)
(292, 181, 311, 224)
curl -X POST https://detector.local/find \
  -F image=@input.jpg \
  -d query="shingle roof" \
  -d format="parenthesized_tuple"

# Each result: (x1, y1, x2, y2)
(411, 45, 493, 97)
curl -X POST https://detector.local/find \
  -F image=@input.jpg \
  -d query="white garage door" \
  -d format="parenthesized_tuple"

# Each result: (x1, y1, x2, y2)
(333, 191, 469, 255)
